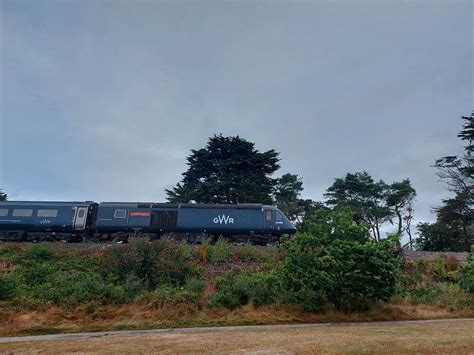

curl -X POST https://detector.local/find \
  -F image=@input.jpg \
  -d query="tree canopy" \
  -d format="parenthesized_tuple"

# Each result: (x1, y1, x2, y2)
(0, 190, 6, 201)
(166, 135, 280, 204)
(418, 113, 474, 251)
(324, 171, 416, 242)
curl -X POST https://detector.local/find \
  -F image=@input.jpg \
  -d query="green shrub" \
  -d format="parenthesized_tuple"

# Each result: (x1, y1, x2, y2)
(209, 238, 232, 263)
(185, 277, 206, 296)
(0, 272, 22, 301)
(233, 243, 259, 261)
(212, 271, 281, 309)
(32, 270, 124, 305)
(22, 244, 55, 261)
(459, 247, 474, 293)
(147, 286, 197, 307)
(101, 238, 197, 289)
(283, 211, 401, 312)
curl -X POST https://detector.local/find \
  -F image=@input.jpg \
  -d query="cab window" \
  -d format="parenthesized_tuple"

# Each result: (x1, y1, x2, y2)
(276, 212, 283, 221)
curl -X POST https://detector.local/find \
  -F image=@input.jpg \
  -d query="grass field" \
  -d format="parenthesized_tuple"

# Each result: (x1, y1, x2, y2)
(1, 319, 473, 354)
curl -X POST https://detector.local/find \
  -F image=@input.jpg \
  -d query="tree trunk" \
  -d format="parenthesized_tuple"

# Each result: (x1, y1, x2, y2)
(396, 208, 402, 235)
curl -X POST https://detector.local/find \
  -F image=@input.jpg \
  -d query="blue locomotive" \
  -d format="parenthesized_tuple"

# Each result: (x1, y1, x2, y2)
(0, 201, 296, 243)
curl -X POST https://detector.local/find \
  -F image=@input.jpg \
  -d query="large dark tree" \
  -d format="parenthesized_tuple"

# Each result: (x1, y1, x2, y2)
(0, 190, 7, 201)
(166, 135, 280, 204)
(420, 113, 474, 251)
(273, 173, 303, 222)
(324, 172, 415, 242)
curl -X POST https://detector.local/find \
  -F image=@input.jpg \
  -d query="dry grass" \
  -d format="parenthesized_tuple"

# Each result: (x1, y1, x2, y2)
(1, 302, 474, 337)
(1, 320, 473, 354)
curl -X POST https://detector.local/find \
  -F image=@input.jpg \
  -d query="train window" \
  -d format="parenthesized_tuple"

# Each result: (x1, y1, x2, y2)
(37, 209, 58, 218)
(276, 212, 283, 221)
(78, 210, 85, 218)
(13, 209, 33, 217)
(114, 209, 127, 218)
(265, 210, 272, 221)
(0, 209, 8, 216)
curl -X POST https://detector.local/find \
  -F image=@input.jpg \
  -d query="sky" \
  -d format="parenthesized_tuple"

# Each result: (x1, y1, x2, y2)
(0, 0, 472, 234)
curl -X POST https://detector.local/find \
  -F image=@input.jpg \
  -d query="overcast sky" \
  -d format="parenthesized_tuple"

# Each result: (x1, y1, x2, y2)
(0, 0, 472, 231)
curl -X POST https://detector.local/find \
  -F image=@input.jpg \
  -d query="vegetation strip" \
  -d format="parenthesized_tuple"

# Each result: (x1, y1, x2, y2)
(1, 318, 473, 344)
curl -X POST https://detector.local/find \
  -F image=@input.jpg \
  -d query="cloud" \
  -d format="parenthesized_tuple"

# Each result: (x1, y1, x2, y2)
(1, 0, 472, 234)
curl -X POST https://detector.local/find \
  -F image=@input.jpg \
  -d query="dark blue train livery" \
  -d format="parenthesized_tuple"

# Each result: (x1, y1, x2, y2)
(0, 201, 296, 243)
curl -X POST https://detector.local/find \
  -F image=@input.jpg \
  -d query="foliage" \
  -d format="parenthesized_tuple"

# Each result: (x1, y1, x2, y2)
(431, 113, 473, 251)
(101, 238, 198, 288)
(416, 220, 466, 252)
(324, 172, 415, 242)
(459, 247, 474, 293)
(233, 243, 260, 261)
(302, 207, 371, 243)
(0, 189, 6, 201)
(209, 238, 232, 263)
(273, 173, 304, 222)
(283, 210, 401, 311)
(166, 134, 280, 204)
(212, 271, 281, 309)
(0, 272, 21, 301)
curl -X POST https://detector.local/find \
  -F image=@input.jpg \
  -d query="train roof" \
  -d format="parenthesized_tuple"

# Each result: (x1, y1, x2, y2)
(0, 201, 95, 206)
(98, 202, 274, 210)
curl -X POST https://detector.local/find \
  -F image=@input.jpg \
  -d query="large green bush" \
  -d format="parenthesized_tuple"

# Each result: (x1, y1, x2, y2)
(459, 247, 474, 293)
(284, 209, 401, 311)
(212, 271, 281, 309)
(101, 238, 199, 288)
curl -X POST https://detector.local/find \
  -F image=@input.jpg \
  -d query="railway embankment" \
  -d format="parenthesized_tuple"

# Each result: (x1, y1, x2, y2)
(0, 239, 473, 337)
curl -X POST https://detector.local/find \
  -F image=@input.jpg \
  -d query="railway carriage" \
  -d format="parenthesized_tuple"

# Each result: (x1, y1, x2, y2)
(0, 201, 97, 241)
(0, 201, 296, 243)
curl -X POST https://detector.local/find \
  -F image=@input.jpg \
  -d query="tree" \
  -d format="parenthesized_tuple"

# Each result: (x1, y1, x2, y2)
(0, 190, 6, 201)
(324, 172, 415, 242)
(416, 220, 465, 252)
(428, 113, 474, 251)
(386, 179, 417, 249)
(166, 135, 280, 204)
(283, 209, 400, 312)
(273, 173, 303, 222)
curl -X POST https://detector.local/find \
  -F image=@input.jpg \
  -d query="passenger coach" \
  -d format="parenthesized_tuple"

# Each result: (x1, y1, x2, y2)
(0, 201, 296, 243)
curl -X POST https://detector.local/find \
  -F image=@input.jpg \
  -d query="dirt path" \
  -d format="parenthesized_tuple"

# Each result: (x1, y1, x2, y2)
(1, 318, 473, 354)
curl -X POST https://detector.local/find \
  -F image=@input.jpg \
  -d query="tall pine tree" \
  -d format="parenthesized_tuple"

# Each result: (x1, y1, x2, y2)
(166, 135, 280, 204)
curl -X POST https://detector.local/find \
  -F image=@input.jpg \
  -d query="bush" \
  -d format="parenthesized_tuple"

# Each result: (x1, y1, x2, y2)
(233, 243, 259, 262)
(283, 210, 401, 312)
(212, 272, 281, 309)
(22, 244, 55, 261)
(459, 247, 474, 293)
(209, 238, 232, 263)
(101, 238, 198, 289)
(0, 272, 22, 301)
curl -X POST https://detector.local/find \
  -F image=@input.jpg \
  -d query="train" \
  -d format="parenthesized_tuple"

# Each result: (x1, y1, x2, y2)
(0, 201, 296, 244)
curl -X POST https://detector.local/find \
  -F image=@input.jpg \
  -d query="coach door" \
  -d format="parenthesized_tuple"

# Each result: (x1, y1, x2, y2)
(264, 210, 274, 231)
(74, 207, 88, 230)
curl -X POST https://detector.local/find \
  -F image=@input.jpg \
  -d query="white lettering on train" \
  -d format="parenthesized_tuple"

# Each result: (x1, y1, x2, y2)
(213, 214, 234, 225)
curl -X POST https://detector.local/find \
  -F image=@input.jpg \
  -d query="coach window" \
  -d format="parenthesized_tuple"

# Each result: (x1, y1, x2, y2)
(265, 210, 272, 221)
(77, 210, 85, 218)
(114, 209, 127, 218)
(13, 209, 33, 217)
(0, 209, 8, 217)
(37, 209, 58, 218)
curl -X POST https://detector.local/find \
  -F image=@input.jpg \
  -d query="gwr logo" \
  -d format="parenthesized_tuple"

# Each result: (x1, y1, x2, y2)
(213, 214, 234, 224)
